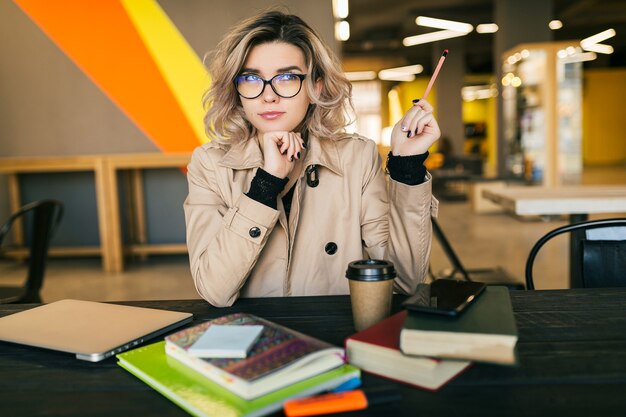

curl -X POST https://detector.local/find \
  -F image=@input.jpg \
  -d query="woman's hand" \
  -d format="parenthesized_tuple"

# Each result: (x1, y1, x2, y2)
(390, 99, 441, 156)
(261, 131, 305, 178)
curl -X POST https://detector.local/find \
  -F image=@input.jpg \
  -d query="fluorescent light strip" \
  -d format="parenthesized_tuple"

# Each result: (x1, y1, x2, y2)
(415, 16, 473, 33)
(378, 74, 416, 82)
(581, 43, 614, 54)
(378, 64, 423, 81)
(344, 71, 377, 81)
(335, 21, 350, 41)
(403, 29, 466, 47)
(549, 20, 563, 30)
(581, 28, 616, 46)
(378, 64, 424, 76)
(476, 23, 498, 34)
(332, 0, 349, 19)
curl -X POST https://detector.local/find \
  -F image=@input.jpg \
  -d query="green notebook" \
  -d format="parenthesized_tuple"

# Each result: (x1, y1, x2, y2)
(400, 286, 519, 365)
(117, 341, 360, 417)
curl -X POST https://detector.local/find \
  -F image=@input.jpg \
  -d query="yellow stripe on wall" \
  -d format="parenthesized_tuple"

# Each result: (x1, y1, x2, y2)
(121, 0, 210, 144)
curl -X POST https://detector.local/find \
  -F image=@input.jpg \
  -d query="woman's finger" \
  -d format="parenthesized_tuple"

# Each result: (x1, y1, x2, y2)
(413, 98, 434, 113)
(296, 132, 306, 150)
(285, 132, 299, 161)
(416, 113, 441, 138)
(399, 99, 433, 133)
(415, 113, 433, 135)
(293, 133, 303, 159)
(405, 110, 432, 137)
(277, 134, 290, 155)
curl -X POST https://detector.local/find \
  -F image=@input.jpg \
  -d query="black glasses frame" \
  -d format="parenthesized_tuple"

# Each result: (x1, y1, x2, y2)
(234, 73, 307, 99)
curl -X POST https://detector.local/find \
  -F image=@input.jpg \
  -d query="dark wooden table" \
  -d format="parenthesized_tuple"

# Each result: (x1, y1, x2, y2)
(2, 289, 626, 417)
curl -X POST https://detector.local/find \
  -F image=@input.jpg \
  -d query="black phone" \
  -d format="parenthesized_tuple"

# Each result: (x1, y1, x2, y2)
(402, 279, 486, 316)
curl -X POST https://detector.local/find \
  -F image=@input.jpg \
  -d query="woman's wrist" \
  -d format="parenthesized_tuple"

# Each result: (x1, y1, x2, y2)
(386, 151, 429, 185)
(245, 168, 289, 209)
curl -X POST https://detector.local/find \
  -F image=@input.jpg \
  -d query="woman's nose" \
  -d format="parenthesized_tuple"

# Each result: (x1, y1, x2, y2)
(262, 84, 279, 102)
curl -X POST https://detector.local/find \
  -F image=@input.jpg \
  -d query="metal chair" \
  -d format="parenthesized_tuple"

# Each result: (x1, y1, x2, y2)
(525, 218, 626, 290)
(0, 200, 64, 303)
(431, 217, 525, 290)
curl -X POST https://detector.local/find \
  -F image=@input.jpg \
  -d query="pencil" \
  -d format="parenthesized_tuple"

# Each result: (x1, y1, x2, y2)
(421, 49, 448, 100)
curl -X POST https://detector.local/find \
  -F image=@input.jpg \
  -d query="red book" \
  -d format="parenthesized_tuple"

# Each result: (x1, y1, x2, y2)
(345, 311, 471, 391)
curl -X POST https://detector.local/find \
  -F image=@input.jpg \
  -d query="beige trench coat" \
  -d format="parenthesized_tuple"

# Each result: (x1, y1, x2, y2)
(184, 134, 438, 307)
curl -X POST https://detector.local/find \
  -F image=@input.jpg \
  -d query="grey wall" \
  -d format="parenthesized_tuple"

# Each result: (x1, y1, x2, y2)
(0, 1, 335, 246)
(434, 38, 465, 157)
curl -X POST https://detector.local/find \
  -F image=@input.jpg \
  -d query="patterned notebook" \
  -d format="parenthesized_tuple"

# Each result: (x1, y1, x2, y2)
(165, 313, 345, 399)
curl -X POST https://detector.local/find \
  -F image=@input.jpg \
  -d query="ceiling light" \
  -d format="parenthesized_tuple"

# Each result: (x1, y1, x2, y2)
(476, 23, 498, 34)
(580, 28, 616, 46)
(378, 64, 423, 82)
(403, 29, 466, 47)
(378, 73, 416, 82)
(506, 55, 519, 65)
(549, 20, 563, 30)
(501, 73, 515, 86)
(335, 21, 350, 41)
(581, 43, 614, 54)
(344, 71, 377, 81)
(332, 0, 349, 19)
(415, 16, 473, 33)
(378, 64, 424, 76)
(462, 84, 498, 101)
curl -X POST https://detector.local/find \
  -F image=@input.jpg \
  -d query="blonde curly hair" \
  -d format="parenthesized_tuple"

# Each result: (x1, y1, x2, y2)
(203, 10, 353, 143)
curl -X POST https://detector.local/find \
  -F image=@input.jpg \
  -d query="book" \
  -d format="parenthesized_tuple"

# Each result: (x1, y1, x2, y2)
(400, 286, 519, 365)
(188, 325, 264, 358)
(117, 341, 360, 417)
(165, 313, 345, 400)
(345, 311, 471, 391)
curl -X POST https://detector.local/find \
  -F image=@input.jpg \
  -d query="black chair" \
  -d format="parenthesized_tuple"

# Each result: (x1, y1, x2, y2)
(431, 217, 525, 290)
(0, 200, 64, 303)
(525, 218, 626, 290)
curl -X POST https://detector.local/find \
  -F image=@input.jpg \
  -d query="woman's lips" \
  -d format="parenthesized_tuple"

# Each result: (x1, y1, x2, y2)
(259, 111, 285, 120)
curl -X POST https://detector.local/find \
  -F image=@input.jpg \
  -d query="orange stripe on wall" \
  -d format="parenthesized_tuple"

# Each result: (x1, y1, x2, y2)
(13, 0, 203, 152)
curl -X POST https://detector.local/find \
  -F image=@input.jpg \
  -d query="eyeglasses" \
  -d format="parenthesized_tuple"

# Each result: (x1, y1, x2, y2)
(235, 73, 307, 99)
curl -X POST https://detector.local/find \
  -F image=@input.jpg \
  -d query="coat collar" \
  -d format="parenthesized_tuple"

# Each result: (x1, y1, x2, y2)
(218, 134, 343, 177)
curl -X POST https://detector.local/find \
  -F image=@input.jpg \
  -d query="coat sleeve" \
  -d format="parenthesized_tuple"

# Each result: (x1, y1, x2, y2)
(359, 140, 438, 295)
(183, 147, 280, 307)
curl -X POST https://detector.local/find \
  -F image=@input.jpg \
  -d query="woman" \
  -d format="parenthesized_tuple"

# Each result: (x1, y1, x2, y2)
(184, 10, 440, 307)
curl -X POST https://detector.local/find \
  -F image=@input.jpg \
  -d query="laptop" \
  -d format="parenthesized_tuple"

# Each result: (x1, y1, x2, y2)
(0, 299, 193, 362)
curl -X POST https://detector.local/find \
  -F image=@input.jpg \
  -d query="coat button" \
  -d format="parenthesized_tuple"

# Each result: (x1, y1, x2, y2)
(249, 227, 261, 238)
(325, 242, 338, 255)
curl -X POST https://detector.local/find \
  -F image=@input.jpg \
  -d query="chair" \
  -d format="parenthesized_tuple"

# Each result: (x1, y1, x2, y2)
(431, 217, 525, 290)
(525, 218, 626, 290)
(0, 200, 64, 303)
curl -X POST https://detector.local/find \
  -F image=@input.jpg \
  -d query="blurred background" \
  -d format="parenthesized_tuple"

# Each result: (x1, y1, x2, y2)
(1, 0, 625, 301)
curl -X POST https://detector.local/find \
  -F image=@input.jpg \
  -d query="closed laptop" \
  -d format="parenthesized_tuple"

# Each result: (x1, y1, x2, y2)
(0, 299, 193, 361)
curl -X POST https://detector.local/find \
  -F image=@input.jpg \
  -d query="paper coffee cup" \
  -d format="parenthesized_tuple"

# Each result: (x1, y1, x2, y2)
(346, 259, 396, 331)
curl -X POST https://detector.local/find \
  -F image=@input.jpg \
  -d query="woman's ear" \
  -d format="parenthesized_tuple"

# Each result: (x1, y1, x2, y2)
(312, 78, 323, 101)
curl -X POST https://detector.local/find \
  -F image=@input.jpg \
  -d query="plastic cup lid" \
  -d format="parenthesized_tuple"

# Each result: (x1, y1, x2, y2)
(346, 259, 396, 281)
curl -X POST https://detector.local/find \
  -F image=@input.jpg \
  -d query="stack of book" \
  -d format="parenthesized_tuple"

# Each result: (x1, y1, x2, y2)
(400, 286, 519, 365)
(117, 313, 359, 417)
(345, 286, 518, 391)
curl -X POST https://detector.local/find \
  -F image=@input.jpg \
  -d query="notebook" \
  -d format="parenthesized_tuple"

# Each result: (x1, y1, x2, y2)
(0, 299, 193, 362)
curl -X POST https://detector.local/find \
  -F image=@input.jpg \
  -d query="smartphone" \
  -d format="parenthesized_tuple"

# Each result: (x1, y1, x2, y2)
(402, 279, 486, 316)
